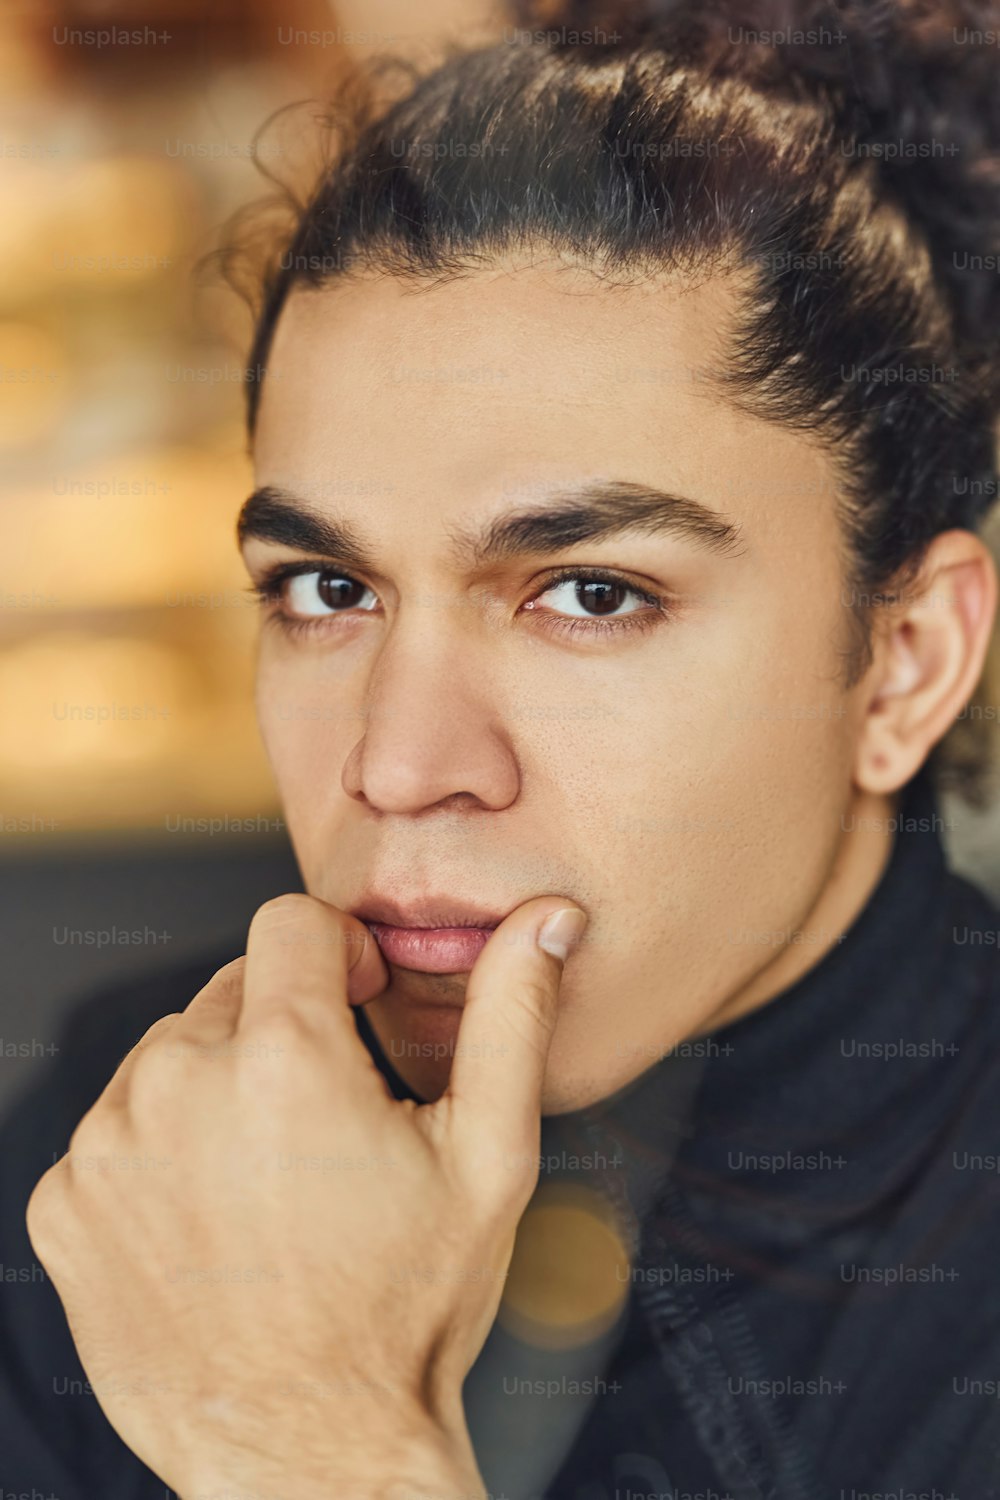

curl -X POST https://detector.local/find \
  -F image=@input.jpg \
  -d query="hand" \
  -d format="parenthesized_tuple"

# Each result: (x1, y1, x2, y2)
(25, 891, 587, 1500)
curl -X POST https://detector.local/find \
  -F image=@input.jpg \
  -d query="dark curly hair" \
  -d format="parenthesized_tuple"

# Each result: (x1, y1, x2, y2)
(225, 0, 1000, 798)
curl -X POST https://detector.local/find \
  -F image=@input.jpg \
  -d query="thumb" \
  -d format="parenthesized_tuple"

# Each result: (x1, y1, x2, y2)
(442, 898, 588, 1185)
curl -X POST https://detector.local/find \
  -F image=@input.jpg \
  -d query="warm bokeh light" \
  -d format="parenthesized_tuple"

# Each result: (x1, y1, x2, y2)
(0, 321, 73, 447)
(497, 1184, 632, 1351)
(0, 0, 353, 836)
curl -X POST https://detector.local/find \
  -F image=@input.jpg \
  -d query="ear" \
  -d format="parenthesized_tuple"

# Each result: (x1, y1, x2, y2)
(854, 530, 998, 795)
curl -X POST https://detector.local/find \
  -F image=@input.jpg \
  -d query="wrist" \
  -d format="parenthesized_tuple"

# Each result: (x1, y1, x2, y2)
(181, 1413, 486, 1500)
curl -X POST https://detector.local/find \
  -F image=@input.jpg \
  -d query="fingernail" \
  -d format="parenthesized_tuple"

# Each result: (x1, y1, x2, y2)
(537, 906, 588, 961)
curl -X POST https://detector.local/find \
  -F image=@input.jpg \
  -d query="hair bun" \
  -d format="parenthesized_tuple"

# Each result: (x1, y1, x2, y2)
(512, 0, 1000, 383)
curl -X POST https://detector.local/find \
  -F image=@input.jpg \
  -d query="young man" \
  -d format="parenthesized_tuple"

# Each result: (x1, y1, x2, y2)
(2, 255, 999, 1500)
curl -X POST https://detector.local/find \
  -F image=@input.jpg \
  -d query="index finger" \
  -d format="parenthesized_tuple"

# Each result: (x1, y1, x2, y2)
(239, 893, 388, 1044)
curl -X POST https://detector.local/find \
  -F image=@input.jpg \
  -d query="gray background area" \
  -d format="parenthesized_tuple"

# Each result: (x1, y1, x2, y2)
(0, 832, 300, 1119)
(0, 789, 997, 1122)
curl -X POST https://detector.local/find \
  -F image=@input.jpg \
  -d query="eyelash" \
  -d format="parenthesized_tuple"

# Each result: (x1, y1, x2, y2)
(249, 562, 670, 641)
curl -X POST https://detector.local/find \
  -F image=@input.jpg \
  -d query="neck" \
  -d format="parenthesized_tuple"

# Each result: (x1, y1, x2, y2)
(699, 782, 902, 1037)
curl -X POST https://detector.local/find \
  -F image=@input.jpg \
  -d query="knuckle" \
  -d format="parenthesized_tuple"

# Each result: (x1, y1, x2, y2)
(66, 1108, 102, 1157)
(25, 1168, 63, 1249)
(127, 1039, 190, 1115)
(191, 962, 245, 1025)
(137, 1012, 184, 1047)
(132, 1026, 181, 1073)
(211, 955, 246, 995)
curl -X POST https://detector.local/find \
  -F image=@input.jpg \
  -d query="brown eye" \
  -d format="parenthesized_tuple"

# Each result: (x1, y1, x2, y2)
(285, 570, 378, 617)
(536, 574, 646, 620)
(573, 579, 630, 615)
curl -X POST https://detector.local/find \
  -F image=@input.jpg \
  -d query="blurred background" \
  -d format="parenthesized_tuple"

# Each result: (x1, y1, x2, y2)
(0, 0, 997, 1118)
(0, 0, 373, 1113)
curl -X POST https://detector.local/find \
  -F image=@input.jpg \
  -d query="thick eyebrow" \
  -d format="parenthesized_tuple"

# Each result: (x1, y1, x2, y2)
(237, 486, 378, 571)
(237, 480, 744, 570)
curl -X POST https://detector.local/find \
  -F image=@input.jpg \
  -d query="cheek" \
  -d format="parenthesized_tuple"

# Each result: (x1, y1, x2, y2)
(660, 601, 856, 909)
(254, 652, 361, 846)
(539, 706, 852, 1108)
(544, 611, 855, 1051)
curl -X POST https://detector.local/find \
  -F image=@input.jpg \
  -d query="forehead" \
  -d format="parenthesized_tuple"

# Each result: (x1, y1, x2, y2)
(253, 260, 841, 544)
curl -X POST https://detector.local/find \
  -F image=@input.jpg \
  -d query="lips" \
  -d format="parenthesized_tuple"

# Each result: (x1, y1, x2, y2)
(350, 896, 506, 975)
(350, 897, 507, 930)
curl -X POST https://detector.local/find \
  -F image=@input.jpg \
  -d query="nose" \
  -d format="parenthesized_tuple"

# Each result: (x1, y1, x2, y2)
(340, 608, 520, 815)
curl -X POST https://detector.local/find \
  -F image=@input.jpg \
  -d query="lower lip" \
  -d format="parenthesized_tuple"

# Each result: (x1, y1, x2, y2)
(365, 923, 497, 974)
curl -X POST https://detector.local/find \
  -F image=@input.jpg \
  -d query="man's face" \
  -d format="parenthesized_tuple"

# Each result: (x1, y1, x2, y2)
(245, 259, 866, 1112)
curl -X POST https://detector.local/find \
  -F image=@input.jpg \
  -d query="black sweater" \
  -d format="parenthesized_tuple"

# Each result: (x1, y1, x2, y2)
(2, 770, 1000, 1499)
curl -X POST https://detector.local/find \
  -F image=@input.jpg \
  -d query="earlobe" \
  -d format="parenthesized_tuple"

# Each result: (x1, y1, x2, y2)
(853, 532, 999, 796)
